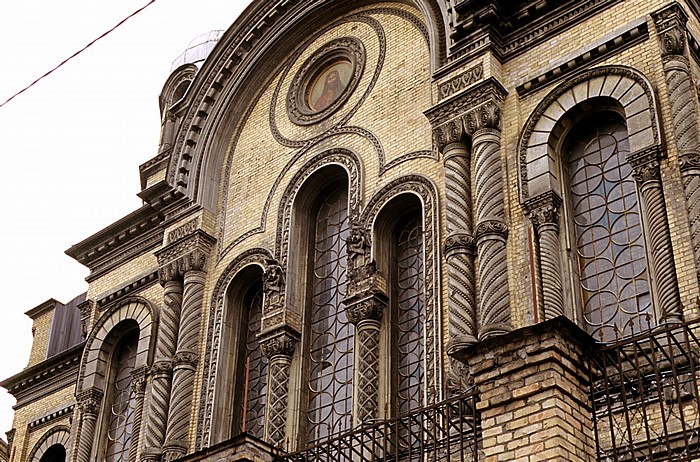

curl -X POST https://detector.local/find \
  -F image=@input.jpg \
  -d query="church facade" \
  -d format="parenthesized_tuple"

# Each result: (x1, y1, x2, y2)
(4, 0, 700, 461)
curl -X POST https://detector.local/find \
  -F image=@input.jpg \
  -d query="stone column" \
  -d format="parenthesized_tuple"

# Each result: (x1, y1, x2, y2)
(524, 192, 565, 321)
(652, 4, 700, 284)
(435, 120, 478, 352)
(260, 328, 299, 448)
(129, 366, 149, 462)
(629, 149, 683, 322)
(74, 388, 103, 462)
(466, 100, 512, 339)
(142, 262, 183, 462)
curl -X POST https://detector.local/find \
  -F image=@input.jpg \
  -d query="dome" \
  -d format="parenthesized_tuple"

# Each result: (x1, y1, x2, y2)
(170, 30, 224, 72)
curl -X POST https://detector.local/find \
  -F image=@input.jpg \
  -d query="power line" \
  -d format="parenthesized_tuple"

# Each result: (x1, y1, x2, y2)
(0, 0, 157, 109)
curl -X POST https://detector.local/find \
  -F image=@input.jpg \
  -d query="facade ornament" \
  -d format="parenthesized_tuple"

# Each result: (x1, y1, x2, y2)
(263, 260, 285, 312)
(432, 118, 465, 152)
(475, 220, 509, 240)
(465, 100, 501, 133)
(347, 226, 372, 271)
(76, 388, 103, 417)
(443, 232, 475, 258)
(77, 299, 94, 338)
(259, 327, 300, 359)
(446, 357, 473, 397)
(652, 3, 688, 58)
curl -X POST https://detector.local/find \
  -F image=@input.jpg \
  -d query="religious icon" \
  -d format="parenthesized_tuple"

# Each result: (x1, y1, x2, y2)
(308, 60, 352, 112)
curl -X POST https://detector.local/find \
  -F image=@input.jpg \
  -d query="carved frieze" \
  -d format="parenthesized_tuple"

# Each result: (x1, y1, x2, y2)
(156, 229, 215, 279)
(438, 63, 484, 101)
(444, 232, 475, 257)
(425, 77, 507, 128)
(652, 3, 688, 58)
(76, 388, 104, 417)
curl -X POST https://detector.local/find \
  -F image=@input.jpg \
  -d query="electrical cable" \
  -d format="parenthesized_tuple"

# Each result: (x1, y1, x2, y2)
(0, 0, 157, 109)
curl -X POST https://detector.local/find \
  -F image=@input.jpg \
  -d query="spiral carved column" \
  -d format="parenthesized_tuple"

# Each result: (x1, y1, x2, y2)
(260, 328, 299, 448)
(142, 263, 182, 462)
(437, 120, 478, 352)
(652, 5, 700, 284)
(129, 367, 149, 462)
(630, 150, 683, 322)
(524, 192, 564, 320)
(74, 388, 103, 462)
(163, 268, 206, 462)
(467, 102, 511, 339)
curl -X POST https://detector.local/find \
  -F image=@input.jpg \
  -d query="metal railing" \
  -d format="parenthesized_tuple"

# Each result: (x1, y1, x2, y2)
(589, 318, 700, 461)
(275, 389, 480, 462)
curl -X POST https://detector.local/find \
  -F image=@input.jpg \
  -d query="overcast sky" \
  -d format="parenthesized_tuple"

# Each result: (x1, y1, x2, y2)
(0, 0, 250, 438)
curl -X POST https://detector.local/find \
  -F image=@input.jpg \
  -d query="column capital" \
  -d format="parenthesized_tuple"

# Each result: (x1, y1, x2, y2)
(131, 366, 149, 395)
(464, 100, 502, 134)
(156, 229, 215, 279)
(523, 191, 563, 230)
(425, 77, 507, 128)
(76, 388, 104, 417)
(652, 3, 688, 57)
(628, 146, 662, 184)
(444, 232, 475, 257)
(259, 326, 300, 359)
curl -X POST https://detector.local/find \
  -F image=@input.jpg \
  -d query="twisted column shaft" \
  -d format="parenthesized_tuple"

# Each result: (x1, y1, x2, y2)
(472, 127, 511, 339)
(74, 389, 103, 462)
(525, 193, 565, 321)
(443, 141, 478, 351)
(163, 270, 205, 461)
(652, 5, 700, 284)
(129, 368, 148, 462)
(142, 277, 182, 462)
(633, 162, 683, 322)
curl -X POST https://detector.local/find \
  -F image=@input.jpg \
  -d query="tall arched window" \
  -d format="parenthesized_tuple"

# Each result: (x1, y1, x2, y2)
(563, 114, 654, 341)
(237, 283, 267, 437)
(39, 445, 65, 462)
(394, 214, 425, 415)
(103, 329, 138, 462)
(306, 185, 352, 445)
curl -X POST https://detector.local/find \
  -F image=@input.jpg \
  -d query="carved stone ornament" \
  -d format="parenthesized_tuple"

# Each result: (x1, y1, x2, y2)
(347, 226, 371, 270)
(444, 232, 475, 257)
(680, 152, 700, 172)
(174, 351, 199, 367)
(76, 388, 104, 416)
(523, 192, 563, 230)
(286, 37, 365, 126)
(433, 119, 465, 152)
(151, 359, 174, 374)
(438, 63, 484, 101)
(259, 327, 300, 358)
(662, 28, 686, 57)
(77, 299, 93, 338)
(652, 3, 688, 57)
(131, 366, 149, 394)
(425, 77, 507, 128)
(475, 220, 509, 240)
(446, 357, 473, 397)
(345, 294, 388, 325)
(465, 101, 502, 133)
(263, 260, 285, 313)
(156, 230, 215, 277)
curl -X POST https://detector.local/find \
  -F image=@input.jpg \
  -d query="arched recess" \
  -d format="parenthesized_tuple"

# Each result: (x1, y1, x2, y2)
(163, 0, 445, 210)
(519, 66, 660, 202)
(78, 297, 157, 393)
(28, 426, 70, 462)
(360, 175, 443, 405)
(519, 65, 682, 337)
(196, 248, 273, 449)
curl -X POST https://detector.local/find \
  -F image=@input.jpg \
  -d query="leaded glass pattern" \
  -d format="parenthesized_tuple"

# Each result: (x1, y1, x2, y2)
(307, 188, 353, 446)
(104, 331, 138, 462)
(396, 216, 425, 415)
(239, 286, 267, 437)
(567, 117, 654, 341)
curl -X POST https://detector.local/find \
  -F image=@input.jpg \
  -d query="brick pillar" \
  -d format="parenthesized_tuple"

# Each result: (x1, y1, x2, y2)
(458, 318, 595, 462)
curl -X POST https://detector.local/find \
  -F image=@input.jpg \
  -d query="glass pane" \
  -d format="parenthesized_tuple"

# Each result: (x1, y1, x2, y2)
(567, 118, 654, 341)
(239, 286, 267, 438)
(307, 188, 352, 446)
(104, 330, 138, 462)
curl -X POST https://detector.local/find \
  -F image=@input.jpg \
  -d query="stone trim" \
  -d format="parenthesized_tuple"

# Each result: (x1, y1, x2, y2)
(28, 406, 74, 430)
(27, 426, 70, 462)
(96, 271, 159, 309)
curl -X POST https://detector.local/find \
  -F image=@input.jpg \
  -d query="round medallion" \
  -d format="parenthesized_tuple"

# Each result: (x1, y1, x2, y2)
(286, 37, 365, 126)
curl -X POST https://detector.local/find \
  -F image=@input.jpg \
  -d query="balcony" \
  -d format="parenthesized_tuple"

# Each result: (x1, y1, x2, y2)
(589, 318, 700, 461)
(275, 390, 481, 462)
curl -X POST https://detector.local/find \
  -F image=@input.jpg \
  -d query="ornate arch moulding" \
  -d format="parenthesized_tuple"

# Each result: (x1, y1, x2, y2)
(164, 0, 447, 203)
(27, 426, 70, 462)
(518, 65, 661, 204)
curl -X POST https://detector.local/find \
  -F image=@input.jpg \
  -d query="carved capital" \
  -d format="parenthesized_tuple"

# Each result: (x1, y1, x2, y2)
(433, 119, 465, 152)
(151, 359, 174, 375)
(523, 192, 562, 230)
(465, 100, 501, 134)
(131, 366, 149, 394)
(679, 152, 700, 172)
(425, 77, 507, 127)
(158, 260, 181, 285)
(345, 291, 388, 325)
(475, 220, 508, 241)
(652, 4, 688, 57)
(444, 232, 475, 257)
(259, 327, 300, 359)
(174, 350, 198, 367)
(628, 146, 662, 184)
(76, 388, 104, 416)
(77, 299, 93, 338)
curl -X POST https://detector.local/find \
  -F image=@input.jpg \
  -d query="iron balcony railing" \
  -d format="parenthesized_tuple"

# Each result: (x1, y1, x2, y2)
(275, 389, 480, 462)
(589, 317, 700, 462)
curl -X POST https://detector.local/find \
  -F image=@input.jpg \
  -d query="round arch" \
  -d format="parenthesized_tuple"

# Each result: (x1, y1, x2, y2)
(518, 65, 661, 203)
(28, 426, 70, 462)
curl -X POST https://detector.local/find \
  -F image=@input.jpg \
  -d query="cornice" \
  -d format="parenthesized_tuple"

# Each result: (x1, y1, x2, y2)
(0, 343, 83, 408)
(425, 77, 507, 127)
(96, 271, 160, 309)
(24, 299, 59, 320)
(65, 205, 164, 280)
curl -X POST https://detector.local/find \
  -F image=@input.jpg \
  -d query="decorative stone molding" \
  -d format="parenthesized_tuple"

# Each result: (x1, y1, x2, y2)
(262, 260, 285, 314)
(653, 3, 688, 57)
(156, 229, 215, 279)
(259, 327, 300, 359)
(425, 78, 507, 130)
(446, 357, 473, 397)
(75, 388, 104, 462)
(27, 426, 70, 462)
(438, 63, 484, 101)
(77, 298, 93, 339)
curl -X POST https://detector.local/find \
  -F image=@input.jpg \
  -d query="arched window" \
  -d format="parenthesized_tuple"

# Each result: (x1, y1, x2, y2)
(563, 113, 655, 341)
(237, 283, 267, 437)
(306, 184, 353, 446)
(103, 329, 138, 462)
(394, 213, 425, 415)
(38, 444, 65, 462)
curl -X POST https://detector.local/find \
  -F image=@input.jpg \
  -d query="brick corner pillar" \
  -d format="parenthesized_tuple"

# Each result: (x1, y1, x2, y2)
(457, 317, 596, 462)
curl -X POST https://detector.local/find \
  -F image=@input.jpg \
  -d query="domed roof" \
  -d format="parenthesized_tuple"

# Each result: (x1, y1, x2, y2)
(171, 30, 224, 72)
